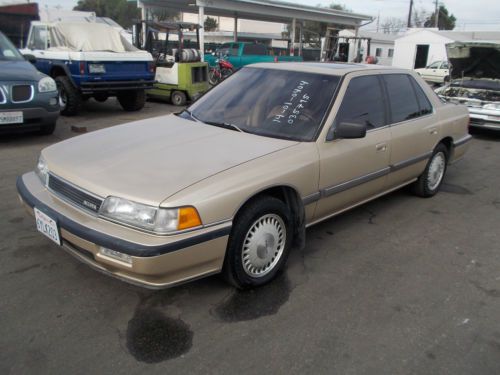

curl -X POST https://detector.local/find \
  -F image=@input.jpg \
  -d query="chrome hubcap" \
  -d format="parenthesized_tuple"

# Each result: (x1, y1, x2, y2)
(242, 214, 286, 278)
(58, 87, 67, 109)
(427, 152, 446, 191)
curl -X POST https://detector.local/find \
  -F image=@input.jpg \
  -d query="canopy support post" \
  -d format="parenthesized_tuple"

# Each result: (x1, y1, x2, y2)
(290, 17, 296, 56)
(198, 5, 205, 61)
(234, 15, 238, 42)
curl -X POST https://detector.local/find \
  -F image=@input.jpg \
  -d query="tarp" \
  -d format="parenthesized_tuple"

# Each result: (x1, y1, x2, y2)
(48, 22, 138, 52)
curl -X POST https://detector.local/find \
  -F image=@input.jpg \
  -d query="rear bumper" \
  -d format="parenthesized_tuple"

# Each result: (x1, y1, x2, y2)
(16, 172, 230, 289)
(469, 111, 500, 131)
(0, 107, 59, 133)
(80, 80, 156, 94)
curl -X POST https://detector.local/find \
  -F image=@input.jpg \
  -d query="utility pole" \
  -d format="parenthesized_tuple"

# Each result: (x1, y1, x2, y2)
(407, 0, 413, 28)
(434, 0, 439, 28)
(376, 10, 380, 33)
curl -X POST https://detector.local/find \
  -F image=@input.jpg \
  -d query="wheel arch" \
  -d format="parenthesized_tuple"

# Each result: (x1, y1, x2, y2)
(437, 136, 454, 161)
(50, 64, 77, 87)
(232, 185, 306, 251)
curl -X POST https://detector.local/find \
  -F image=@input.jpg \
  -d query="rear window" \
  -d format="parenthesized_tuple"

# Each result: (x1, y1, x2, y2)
(383, 74, 421, 123)
(410, 77, 433, 116)
(242, 44, 267, 55)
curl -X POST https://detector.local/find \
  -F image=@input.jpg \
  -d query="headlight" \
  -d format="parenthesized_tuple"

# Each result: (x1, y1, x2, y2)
(38, 77, 57, 93)
(35, 154, 49, 186)
(99, 196, 202, 234)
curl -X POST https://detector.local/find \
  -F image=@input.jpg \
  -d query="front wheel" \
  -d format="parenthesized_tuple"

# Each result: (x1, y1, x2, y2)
(208, 68, 221, 86)
(223, 196, 293, 289)
(411, 143, 448, 197)
(117, 90, 146, 112)
(171, 90, 187, 106)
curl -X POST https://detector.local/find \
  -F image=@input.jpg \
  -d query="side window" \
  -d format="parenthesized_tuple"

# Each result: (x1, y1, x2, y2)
(427, 61, 440, 69)
(334, 75, 387, 130)
(230, 44, 239, 56)
(441, 61, 449, 69)
(242, 44, 267, 55)
(409, 76, 433, 116)
(27, 26, 47, 50)
(383, 74, 422, 123)
(388, 49, 394, 58)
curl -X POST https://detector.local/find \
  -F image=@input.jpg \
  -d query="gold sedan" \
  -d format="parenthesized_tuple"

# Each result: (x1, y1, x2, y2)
(17, 63, 472, 289)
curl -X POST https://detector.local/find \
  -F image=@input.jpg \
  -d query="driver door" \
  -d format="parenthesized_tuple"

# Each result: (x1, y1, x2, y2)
(314, 74, 391, 220)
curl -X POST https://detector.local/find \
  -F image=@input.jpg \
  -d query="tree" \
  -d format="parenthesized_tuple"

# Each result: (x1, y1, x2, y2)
(380, 17, 406, 34)
(424, 4, 456, 30)
(412, 7, 429, 27)
(74, 0, 140, 28)
(204, 17, 218, 32)
(149, 7, 180, 22)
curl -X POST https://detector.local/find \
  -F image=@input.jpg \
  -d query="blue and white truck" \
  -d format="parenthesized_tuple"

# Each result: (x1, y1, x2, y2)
(21, 21, 155, 116)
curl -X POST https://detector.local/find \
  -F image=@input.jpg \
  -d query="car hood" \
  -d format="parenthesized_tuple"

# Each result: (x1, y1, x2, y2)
(446, 41, 500, 80)
(0, 60, 44, 81)
(42, 114, 298, 206)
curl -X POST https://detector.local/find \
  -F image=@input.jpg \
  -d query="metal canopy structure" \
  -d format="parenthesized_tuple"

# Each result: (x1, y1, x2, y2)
(135, 0, 372, 59)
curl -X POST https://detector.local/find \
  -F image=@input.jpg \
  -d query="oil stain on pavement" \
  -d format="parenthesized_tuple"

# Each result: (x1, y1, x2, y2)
(126, 300, 193, 363)
(212, 273, 291, 323)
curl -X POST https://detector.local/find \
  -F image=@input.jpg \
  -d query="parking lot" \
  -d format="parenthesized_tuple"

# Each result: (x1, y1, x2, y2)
(1, 99, 499, 374)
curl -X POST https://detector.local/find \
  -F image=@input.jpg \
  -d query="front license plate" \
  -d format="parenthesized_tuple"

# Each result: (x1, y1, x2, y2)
(0, 111, 23, 124)
(35, 208, 61, 245)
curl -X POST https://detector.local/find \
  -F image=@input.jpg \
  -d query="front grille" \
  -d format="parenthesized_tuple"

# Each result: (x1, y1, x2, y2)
(48, 175, 103, 214)
(470, 118, 485, 126)
(11, 85, 33, 103)
(191, 66, 208, 83)
(0, 89, 5, 103)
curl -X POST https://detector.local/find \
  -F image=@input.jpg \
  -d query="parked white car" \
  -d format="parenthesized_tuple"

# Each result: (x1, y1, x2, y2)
(415, 61, 450, 84)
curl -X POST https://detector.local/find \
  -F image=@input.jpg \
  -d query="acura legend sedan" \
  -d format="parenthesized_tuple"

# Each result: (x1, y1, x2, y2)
(17, 63, 472, 289)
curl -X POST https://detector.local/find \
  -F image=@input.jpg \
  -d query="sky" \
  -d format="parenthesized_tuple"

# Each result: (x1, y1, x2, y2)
(11, 0, 500, 31)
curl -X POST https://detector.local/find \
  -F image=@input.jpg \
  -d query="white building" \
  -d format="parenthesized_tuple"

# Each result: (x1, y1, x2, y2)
(339, 29, 396, 65)
(392, 29, 500, 69)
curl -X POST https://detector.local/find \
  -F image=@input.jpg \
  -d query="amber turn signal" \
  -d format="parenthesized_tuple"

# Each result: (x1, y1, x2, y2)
(177, 207, 202, 230)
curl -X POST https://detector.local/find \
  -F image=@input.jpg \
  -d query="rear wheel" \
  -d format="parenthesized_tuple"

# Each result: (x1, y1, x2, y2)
(208, 68, 220, 86)
(223, 196, 293, 289)
(117, 90, 145, 111)
(55, 76, 81, 116)
(411, 143, 448, 197)
(171, 90, 187, 106)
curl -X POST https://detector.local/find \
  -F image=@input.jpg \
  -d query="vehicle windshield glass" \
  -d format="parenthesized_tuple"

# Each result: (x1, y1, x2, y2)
(0, 33, 24, 61)
(188, 67, 340, 141)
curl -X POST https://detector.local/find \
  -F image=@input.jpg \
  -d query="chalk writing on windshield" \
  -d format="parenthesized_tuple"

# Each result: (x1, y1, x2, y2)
(273, 80, 310, 125)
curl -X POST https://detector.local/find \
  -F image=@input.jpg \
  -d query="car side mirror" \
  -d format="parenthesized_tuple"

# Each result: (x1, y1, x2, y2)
(334, 122, 367, 139)
(23, 54, 36, 64)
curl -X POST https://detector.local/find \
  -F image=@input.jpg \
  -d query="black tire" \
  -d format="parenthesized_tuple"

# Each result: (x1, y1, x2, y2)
(444, 75, 450, 83)
(55, 76, 81, 116)
(411, 143, 449, 197)
(117, 90, 146, 111)
(221, 68, 233, 80)
(171, 90, 187, 106)
(38, 122, 56, 135)
(222, 196, 293, 289)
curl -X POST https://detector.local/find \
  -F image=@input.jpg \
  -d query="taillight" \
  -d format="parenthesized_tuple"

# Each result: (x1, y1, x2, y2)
(148, 62, 156, 74)
(79, 61, 85, 75)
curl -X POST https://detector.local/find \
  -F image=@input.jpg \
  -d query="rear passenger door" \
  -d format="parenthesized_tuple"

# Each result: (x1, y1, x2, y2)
(315, 74, 391, 220)
(383, 74, 440, 187)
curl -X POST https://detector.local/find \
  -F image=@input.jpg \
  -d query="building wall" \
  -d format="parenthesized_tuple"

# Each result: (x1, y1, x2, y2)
(182, 12, 283, 34)
(392, 30, 453, 69)
(338, 30, 395, 66)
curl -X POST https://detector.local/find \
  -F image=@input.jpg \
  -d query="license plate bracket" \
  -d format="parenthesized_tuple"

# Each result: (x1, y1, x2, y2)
(34, 207, 61, 246)
(0, 111, 23, 125)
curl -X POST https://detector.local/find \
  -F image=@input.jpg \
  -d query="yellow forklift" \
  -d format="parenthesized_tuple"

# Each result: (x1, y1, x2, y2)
(134, 21, 209, 105)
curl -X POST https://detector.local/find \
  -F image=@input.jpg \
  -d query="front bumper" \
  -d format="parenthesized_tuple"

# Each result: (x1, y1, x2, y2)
(0, 107, 59, 133)
(468, 108, 500, 130)
(16, 172, 230, 289)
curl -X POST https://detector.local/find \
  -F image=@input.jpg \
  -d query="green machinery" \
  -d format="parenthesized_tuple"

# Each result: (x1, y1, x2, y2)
(134, 21, 209, 105)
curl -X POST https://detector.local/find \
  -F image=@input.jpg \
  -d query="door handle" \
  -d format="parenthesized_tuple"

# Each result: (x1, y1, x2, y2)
(428, 127, 438, 135)
(376, 143, 387, 152)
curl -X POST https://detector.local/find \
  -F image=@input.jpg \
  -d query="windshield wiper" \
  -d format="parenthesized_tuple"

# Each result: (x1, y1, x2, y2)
(203, 120, 245, 133)
(183, 109, 201, 122)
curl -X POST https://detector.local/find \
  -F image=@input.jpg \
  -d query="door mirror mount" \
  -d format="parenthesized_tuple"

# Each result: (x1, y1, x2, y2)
(23, 54, 36, 64)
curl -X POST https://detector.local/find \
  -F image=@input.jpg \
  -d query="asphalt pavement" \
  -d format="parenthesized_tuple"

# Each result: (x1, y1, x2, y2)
(1, 99, 499, 374)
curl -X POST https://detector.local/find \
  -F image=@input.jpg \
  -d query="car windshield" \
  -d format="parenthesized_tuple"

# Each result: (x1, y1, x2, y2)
(187, 67, 340, 141)
(0, 33, 24, 61)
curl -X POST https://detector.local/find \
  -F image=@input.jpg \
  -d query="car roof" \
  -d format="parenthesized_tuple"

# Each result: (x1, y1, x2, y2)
(248, 62, 409, 76)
